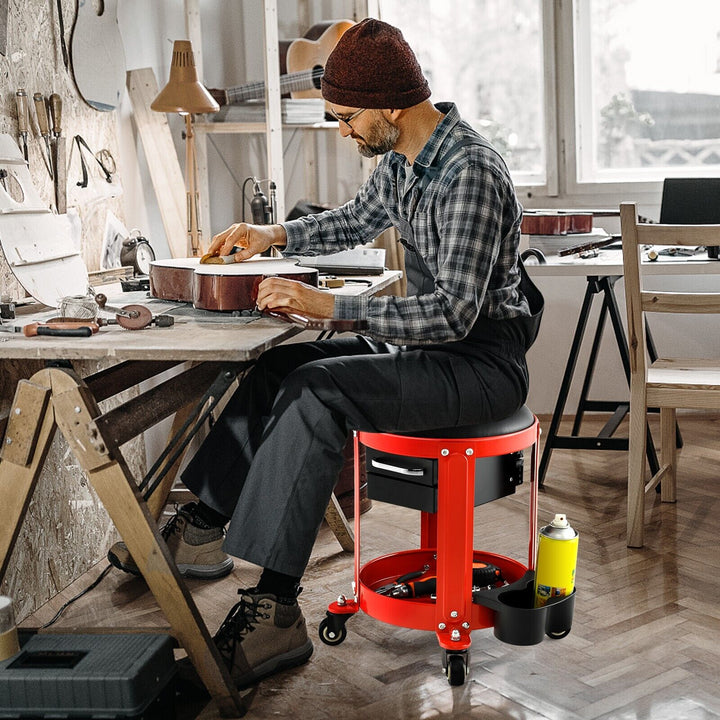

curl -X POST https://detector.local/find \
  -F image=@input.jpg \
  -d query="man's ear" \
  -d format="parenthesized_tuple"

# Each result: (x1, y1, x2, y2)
(385, 108, 404, 122)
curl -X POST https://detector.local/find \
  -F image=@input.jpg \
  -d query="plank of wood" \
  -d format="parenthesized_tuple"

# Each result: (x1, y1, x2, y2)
(126, 68, 187, 259)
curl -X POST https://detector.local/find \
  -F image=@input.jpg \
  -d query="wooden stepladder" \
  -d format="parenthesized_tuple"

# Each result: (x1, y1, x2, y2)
(0, 367, 247, 718)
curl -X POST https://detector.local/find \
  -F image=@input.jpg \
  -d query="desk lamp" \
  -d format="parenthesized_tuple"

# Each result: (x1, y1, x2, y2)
(151, 40, 219, 257)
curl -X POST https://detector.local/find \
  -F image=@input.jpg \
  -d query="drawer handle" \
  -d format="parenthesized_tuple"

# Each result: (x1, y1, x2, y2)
(370, 459, 425, 477)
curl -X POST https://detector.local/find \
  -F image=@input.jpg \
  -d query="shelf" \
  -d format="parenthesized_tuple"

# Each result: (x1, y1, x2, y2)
(195, 121, 339, 135)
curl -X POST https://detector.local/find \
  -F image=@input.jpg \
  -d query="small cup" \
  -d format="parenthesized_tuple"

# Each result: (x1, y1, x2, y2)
(0, 596, 20, 661)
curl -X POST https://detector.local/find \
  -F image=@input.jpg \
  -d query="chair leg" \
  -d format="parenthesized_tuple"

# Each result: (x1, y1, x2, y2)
(660, 407, 677, 503)
(627, 386, 648, 548)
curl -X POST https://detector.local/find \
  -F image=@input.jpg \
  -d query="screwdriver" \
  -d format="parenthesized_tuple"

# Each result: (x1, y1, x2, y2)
(379, 562, 504, 598)
(14, 89, 29, 162)
(33, 92, 54, 179)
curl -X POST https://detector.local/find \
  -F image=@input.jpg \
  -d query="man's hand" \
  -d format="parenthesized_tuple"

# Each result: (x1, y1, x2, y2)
(256, 277, 335, 319)
(205, 223, 287, 263)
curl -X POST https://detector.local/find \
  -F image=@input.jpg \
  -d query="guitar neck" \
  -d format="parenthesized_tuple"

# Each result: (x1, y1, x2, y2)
(225, 67, 322, 105)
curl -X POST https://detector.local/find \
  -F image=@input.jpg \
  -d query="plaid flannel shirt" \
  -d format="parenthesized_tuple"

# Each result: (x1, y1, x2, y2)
(282, 102, 529, 346)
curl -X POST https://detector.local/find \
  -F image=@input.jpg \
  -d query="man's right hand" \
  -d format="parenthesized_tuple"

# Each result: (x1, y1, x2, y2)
(205, 223, 287, 263)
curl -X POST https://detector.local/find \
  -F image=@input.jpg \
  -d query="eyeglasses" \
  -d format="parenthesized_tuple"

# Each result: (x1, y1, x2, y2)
(329, 107, 367, 129)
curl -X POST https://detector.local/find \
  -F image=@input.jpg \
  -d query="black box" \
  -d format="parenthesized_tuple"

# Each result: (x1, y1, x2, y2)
(366, 447, 523, 513)
(0, 633, 176, 719)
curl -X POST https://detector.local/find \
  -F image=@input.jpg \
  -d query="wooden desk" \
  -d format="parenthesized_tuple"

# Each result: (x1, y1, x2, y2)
(0, 270, 400, 717)
(526, 249, 718, 485)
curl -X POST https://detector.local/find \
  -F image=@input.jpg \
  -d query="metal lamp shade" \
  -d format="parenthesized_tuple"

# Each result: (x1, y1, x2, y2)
(151, 40, 219, 114)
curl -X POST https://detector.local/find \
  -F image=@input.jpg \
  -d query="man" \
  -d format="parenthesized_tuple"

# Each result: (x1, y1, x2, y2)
(109, 18, 541, 688)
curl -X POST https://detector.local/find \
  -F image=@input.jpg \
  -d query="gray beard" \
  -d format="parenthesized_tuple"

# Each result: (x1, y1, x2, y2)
(356, 117, 400, 157)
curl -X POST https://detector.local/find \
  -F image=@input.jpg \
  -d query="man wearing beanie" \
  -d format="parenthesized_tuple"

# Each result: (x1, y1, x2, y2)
(116, 18, 542, 689)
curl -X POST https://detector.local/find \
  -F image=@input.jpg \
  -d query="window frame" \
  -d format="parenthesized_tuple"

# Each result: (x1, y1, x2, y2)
(367, 0, 719, 209)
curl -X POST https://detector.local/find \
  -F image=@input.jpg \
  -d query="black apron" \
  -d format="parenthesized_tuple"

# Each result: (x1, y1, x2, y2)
(393, 137, 543, 351)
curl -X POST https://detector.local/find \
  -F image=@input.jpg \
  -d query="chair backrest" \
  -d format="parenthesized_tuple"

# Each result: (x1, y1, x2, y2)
(619, 201, 720, 375)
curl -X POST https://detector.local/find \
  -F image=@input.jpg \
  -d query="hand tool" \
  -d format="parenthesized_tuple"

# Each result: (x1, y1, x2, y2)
(48, 93, 66, 211)
(94, 292, 141, 319)
(49, 314, 175, 330)
(376, 561, 505, 599)
(49, 93, 62, 139)
(93, 294, 173, 330)
(22, 321, 99, 337)
(15, 90, 30, 163)
(33, 92, 54, 180)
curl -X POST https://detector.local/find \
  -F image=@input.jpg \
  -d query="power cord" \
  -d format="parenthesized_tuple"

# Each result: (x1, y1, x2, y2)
(41, 563, 113, 628)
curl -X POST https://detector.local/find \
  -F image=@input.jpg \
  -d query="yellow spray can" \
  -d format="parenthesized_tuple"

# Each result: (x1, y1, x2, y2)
(534, 513, 578, 608)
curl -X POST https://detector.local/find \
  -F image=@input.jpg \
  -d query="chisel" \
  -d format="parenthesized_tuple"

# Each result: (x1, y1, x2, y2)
(14, 89, 29, 162)
(49, 93, 66, 211)
(33, 92, 54, 179)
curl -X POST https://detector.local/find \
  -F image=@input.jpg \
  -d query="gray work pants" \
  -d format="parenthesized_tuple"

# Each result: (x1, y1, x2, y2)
(181, 335, 528, 577)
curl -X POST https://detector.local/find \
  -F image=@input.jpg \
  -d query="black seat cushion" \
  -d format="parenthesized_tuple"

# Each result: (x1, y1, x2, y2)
(397, 405, 535, 440)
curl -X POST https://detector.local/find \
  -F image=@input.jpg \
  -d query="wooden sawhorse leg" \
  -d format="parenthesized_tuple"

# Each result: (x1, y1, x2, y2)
(0, 368, 247, 718)
(538, 274, 665, 486)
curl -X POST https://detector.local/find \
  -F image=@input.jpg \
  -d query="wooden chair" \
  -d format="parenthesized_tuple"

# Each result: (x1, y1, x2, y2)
(620, 202, 720, 547)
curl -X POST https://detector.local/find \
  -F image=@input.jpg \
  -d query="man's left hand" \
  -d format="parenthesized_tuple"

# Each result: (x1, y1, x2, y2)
(256, 277, 335, 318)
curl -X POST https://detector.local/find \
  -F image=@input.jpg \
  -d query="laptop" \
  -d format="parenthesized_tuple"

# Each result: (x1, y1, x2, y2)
(659, 178, 720, 258)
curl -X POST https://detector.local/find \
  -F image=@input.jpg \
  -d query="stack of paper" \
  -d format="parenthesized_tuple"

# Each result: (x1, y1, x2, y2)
(214, 99, 326, 125)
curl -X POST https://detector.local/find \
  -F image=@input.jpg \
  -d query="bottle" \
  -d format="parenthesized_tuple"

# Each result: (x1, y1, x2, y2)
(0, 596, 19, 661)
(534, 513, 578, 608)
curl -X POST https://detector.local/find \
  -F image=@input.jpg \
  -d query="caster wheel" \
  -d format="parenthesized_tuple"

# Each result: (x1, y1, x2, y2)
(444, 652, 468, 686)
(318, 617, 347, 646)
(547, 628, 571, 639)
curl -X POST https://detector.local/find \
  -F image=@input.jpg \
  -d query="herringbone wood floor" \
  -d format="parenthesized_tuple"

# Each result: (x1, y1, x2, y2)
(24, 412, 720, 719)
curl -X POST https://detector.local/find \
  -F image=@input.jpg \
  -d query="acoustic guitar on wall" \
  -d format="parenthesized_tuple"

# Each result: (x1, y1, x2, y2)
(206, 20, 354, 108)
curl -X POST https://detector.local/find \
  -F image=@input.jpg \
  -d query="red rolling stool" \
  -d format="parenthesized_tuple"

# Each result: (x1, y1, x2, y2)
(319, 405, 575, 686)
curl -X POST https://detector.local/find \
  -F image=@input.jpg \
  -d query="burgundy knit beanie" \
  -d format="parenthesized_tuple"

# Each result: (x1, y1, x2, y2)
(322, 18, 431, 109)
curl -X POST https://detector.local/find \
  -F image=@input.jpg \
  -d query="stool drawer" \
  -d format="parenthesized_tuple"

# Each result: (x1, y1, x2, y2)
(366, 448, 523, 513)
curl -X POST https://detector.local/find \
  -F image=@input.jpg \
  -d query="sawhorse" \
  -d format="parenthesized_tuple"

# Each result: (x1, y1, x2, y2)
(0, 364, 249, 716)
(539, 274, 681, 486)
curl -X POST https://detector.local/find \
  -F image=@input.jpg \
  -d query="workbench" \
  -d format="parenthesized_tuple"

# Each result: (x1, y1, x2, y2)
(0, 270, 400, 717)
(526, 248, 719, 485)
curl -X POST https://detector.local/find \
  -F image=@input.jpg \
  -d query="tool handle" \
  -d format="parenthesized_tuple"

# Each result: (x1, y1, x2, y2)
(15, 90, 29, 134)
(49, 93, 62, 137)
(405, 578, 436, 598)
(403, 564, 503, 598)
(33, 93, 49, 136)
(23, 322, 98, 337)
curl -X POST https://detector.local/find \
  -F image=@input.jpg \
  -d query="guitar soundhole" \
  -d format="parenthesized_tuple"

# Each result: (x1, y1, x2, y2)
(312, 65, 323, 89)
(92, 0, 105, 16)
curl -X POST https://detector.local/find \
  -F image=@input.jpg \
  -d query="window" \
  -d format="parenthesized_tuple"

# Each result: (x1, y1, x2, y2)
(377, 0, 548, 188)
(575, 0, 720, 182)
(376, 0, 720, 199)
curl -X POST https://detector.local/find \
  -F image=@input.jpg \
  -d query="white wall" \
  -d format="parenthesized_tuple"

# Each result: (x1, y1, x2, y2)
(114, 2, 719, 416)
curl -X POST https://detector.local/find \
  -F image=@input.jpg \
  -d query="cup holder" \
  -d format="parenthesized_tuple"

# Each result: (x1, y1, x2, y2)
(473, 570, 575, 646)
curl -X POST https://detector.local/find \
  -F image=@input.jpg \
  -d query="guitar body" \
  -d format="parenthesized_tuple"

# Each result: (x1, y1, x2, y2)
(209, 20, 354, 107)
(286, 20, 355, 99)
(71, 0, 126, 111)
(149, 257, 319, 312)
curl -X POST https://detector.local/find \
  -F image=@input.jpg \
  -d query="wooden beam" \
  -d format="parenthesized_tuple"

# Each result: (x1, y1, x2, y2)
(126, 68, 187, 259)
